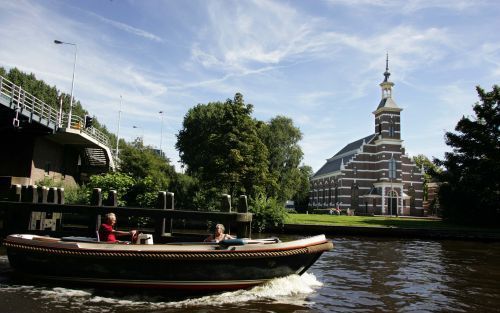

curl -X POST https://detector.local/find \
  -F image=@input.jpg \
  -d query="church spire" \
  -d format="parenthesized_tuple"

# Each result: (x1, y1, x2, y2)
(383, 53, 390, 82)
(374, 53, 401, 113)
(379, 53, 395, 101)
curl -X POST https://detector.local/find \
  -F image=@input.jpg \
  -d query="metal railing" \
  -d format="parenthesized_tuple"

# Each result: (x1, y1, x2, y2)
(0, 75, 109, 147)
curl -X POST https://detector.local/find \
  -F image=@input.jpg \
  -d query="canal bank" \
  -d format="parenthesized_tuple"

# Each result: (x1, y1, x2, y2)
(277, 223, 500, 241)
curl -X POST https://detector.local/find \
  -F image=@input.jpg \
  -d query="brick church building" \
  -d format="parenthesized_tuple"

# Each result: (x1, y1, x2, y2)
(309, 58, 424, 216)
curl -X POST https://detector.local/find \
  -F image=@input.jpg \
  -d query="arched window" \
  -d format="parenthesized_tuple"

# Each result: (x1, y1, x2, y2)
(388, 157, 397, 179)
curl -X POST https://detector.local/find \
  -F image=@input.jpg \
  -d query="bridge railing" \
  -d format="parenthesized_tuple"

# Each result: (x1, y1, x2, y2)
(0, 75, 109, 147)
(61, 114, 110, 146)
(0, 75, 59, 128)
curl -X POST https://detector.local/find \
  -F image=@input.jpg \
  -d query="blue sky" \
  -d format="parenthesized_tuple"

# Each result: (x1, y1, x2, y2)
(0, 0, 499, 172)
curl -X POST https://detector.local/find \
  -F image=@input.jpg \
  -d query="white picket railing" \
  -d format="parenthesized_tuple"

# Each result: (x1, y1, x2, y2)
(0, 74, 109, 147)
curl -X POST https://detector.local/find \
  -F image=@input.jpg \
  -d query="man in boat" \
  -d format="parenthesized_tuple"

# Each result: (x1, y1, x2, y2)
(98, 213, 137, 242)
(204, 223, 234, 243)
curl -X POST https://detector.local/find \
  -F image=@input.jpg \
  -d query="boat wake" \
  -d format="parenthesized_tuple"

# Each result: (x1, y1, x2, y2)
(0, 272, 323, 312)
(163, 272, 323, 308)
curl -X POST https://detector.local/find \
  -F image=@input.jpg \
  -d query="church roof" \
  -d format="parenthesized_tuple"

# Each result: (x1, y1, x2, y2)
(376, 97, 399, 110)
(313, 134, 376, 178)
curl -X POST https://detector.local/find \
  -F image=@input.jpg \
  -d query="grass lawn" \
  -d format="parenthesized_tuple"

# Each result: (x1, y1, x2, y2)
(286, 214, 500, 232)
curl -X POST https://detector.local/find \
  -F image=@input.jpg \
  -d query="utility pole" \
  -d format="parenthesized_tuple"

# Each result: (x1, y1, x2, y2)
(115, 95, 122, 160)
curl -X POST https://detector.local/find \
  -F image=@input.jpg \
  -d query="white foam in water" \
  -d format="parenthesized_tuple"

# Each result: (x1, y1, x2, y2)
(0, 272, 323, 311)
(163, 272, 323, 309)
(39, 287, 93, 299)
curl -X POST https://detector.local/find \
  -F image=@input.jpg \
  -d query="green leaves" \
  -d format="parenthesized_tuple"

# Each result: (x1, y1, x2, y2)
(176, 94, 269, 203)
(259, 116, 304, 203)
(175, 93, 309, 227)
(249, 193, 288, 232)
(434, 85, 500, 226)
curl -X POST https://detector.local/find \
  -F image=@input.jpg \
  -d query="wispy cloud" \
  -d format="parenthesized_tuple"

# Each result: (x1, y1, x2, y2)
(327, 0, 479, 13)
(188, 0, 451, 91)
(86, 11, 163, 42)
(190, 0, 329, 73)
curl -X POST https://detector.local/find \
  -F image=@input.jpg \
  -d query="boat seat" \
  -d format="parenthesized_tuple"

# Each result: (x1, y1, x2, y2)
(61, 236, 99, 243)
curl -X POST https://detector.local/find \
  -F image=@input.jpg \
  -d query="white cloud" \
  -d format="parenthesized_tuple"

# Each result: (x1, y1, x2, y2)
(327, 0, 479, 13)
(85, 11, 163, 42)
(188, 0, 452, 94)
(191, 0, 329, 73)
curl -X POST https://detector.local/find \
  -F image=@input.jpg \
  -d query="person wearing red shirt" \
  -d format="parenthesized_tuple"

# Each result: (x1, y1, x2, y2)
(98, 212, 136, 242)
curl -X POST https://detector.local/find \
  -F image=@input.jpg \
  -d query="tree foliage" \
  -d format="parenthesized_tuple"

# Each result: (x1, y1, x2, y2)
(118, 139, 176, 207)
(176, 93, 269, 203)
(433, 85, 500, 226)
(413, 154, 441, 201)
(86, 172, 136, 206)
(259, 116, 303, 203)
(292, 165, 313, 212)
(249, 193, 288, 232)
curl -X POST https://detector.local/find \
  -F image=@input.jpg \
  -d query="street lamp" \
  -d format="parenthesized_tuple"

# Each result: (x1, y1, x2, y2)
(54, 39, 77, 128)
(115, 96, 122, 159)
(159, 110, 164, 157)
(133, 125, 143, 142)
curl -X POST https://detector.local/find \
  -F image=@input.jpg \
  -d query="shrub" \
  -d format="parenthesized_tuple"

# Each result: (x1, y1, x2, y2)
(249, 194, 288, 232)
(64, 185, 90, 204)
(86, 172, 135, 206)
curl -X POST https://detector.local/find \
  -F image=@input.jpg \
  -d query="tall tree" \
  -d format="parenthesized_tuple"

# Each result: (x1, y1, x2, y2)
(292, 165, 313, 212)
(259, 116, 304, 203)
(176, 93, 269, 203)
(434, 85, 500, 226)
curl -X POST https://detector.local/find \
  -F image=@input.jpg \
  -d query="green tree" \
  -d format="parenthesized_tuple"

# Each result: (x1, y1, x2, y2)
(249, 193, 288, 232)
(292, 165, 313, 212)
(259, 116, 304, 203)
(176, 93, 269, 204)
(413, 154, 441, 201)
(169, 173, 201, 210)
(118, 139, 176, 206)
(434, 85, 500, 226)
(86, 172, 135, 206)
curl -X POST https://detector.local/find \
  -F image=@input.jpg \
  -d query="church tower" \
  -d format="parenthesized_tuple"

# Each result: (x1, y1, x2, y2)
(309, 54, 424, 216)
(373, 54, 402, 141)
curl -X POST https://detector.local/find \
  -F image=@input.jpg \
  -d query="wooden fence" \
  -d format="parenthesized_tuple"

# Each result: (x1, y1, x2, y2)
(0, 185, 252, 241)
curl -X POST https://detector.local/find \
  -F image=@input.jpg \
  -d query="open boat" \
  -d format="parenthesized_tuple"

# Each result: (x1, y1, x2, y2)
(3, 234, 333, 291)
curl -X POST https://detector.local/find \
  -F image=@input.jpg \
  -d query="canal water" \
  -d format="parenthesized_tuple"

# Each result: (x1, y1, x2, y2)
(1, 236, 500, 312)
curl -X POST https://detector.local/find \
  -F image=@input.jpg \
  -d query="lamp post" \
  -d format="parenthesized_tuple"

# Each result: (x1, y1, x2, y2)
(133, 125, 143, 142)
(159, 110, 164, 157)
(115, 96, 122, 159)
(54, 40, 77, 128)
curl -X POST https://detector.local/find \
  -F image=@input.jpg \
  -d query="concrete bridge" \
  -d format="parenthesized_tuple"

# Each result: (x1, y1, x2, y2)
(0, 74, 115, 191)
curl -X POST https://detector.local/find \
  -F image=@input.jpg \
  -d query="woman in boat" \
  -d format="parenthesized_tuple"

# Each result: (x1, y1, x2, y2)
(204, 223, 234, 243)
(98, 213, 137, 243)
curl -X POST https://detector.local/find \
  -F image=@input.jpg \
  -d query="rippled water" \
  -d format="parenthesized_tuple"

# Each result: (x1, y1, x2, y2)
(1, 236, 500, 312)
